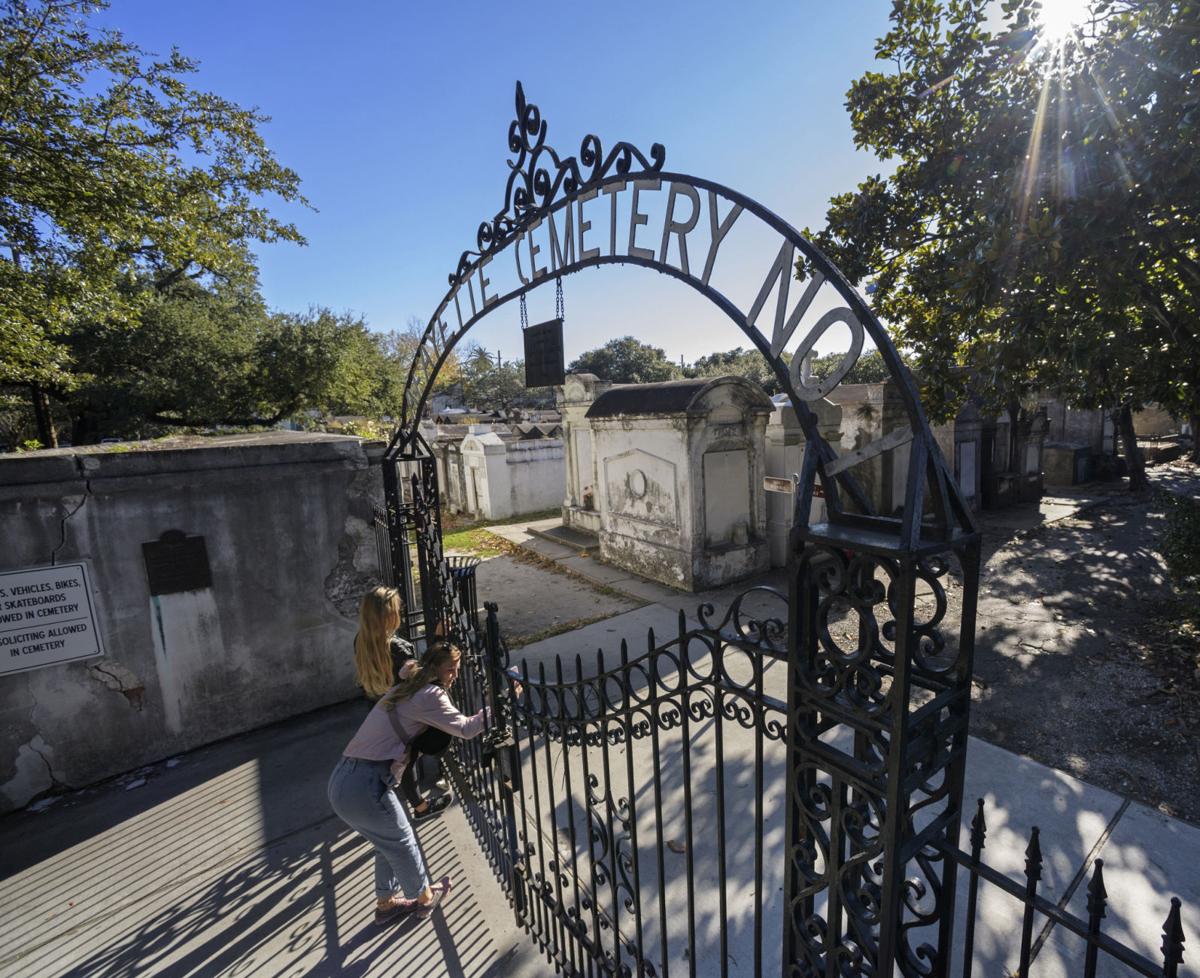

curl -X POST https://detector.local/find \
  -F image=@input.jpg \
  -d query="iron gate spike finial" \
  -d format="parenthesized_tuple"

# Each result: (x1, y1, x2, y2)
(449, 80, 666, 289)
(1085, 860, 1107, 917)
(1162, 897, 1185, 977)
(1025, 826, 1043, 882)
(969, 798, 987, 853)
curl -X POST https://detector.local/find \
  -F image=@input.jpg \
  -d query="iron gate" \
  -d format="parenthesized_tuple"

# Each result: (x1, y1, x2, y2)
(387, 464, 1189, 976)
(377, 84, 1188, 977)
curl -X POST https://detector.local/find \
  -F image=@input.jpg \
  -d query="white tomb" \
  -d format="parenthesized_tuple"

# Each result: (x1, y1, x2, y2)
(561, 375, 774, 591)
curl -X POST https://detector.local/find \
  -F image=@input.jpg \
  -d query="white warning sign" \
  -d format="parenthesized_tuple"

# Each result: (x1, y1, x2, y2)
(0, 562, 103, 676)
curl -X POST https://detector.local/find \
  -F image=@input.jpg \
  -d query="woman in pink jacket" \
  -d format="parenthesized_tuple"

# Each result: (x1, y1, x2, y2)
(328, 642, 488, 925)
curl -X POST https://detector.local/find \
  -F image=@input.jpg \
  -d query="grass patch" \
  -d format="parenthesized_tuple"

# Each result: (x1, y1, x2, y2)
(442, 526, 510, 558)
(441, 522, 642, 607)
(440, 507, 559, 534)
(440, 508, 561, 557)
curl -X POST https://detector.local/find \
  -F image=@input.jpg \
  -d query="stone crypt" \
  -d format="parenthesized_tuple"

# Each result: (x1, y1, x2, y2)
(557, 374, 774, 590)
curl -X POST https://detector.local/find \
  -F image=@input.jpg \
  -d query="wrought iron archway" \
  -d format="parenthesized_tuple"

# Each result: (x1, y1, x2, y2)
(384, 82, 982, 977)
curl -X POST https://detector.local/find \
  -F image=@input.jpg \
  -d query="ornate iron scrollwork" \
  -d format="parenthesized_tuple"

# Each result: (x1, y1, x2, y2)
(451, 82, 666, 287)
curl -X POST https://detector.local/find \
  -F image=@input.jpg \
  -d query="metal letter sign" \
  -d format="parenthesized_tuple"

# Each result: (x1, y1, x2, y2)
(383, 82, 981, 978)
(522, 317, 565, 387)
(0, 562, 104, 676)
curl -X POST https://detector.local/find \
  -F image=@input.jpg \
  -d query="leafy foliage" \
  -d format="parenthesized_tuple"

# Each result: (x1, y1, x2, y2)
(568, 336, 679, 384)
(1, 0, 306, 442)
(59, 281, 408, 440)
(1160, 491, 1200, 589)
(457, 347, 549, 413)
(811, 349, 892, 385)
(686, 347, 785, 393)
(812, 0, 1200, 481)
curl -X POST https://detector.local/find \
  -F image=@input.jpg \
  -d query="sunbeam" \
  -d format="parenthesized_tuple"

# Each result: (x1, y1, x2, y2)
(1036, 0, 1093, 44)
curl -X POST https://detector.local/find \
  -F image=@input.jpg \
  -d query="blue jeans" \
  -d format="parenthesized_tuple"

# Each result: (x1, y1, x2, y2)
(327, 756, 430, 900)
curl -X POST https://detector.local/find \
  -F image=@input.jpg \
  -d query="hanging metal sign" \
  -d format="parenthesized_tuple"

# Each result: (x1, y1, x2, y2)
(0, 562, 104, 676)
(523, 317, 565, 387)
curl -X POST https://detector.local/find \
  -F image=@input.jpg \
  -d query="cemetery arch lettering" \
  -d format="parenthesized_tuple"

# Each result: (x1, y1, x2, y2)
(385, 83, 981, 978)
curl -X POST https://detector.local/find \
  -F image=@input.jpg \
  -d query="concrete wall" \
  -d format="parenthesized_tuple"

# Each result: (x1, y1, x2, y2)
(827, 383, 889, 509)
(0, 433, 383, 814)
(558, 374, 610, 536)
(1040, 398, 1112, 453)
(506, 438, 566, 515)
(593, 420, 695, 588)
(764, 396, 841, 567)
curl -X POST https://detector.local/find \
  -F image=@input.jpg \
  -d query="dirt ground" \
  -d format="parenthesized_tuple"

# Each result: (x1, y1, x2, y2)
(964, 460, 1200, 824)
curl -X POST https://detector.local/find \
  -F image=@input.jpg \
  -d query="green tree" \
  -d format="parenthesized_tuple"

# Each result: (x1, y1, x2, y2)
(1, 0, 306, 446)
(812, 0, 1200, 486)
(811, 349, 891, 386)
(60, 283, 392, 438)
(458, 345, 551, 413)
(568, 336, 679, 384)
(687, 347, 783, 393)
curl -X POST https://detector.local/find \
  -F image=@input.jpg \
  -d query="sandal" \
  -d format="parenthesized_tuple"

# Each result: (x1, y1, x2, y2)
(415, 876, 453, 921)
(412, 793, 453, 822)
(373, 895, 418, 926)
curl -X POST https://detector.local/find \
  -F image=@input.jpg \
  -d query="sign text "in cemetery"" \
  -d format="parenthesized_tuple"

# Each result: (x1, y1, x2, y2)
(0, 563, 103, 676)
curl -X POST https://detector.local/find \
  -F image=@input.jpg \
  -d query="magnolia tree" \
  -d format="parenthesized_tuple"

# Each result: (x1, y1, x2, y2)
(811, 0, 1200, 485)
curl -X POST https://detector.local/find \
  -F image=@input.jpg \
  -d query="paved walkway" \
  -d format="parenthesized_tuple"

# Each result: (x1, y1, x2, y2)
(0, 703, 544, 978)
(485, 468, 1200, 824)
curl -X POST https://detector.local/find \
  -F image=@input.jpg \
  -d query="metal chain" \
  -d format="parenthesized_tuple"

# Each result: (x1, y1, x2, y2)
(555, 276, 564, 320)
(519, 292, 528, 330)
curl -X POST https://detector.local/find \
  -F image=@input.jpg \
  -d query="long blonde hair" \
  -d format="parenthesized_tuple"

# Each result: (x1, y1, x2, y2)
(381, 642, 460, 710)
(354, 586, 402, 698)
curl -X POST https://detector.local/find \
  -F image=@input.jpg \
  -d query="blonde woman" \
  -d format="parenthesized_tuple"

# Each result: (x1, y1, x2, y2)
(352, 586, 450, 820)
(328, 642, 489, 924)
(353, 586, 414, 699)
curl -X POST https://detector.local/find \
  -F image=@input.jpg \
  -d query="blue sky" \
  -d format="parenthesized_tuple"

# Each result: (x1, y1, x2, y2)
(100, 0, 900, 364)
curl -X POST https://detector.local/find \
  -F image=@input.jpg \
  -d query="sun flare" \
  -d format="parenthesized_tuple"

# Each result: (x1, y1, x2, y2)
(1036, 0, 1092, 43)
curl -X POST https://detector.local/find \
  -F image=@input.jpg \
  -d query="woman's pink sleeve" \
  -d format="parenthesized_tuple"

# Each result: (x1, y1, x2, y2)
(414, 688, 490, 739)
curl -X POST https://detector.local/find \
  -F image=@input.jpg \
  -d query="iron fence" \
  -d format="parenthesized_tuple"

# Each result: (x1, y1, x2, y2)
(433, 593, 1191, 978)
(478, 587, 791, 978)
(943, 800, 1186, 978)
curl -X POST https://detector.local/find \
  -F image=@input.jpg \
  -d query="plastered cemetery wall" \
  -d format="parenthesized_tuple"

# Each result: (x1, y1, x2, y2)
(0, 433, 383, 813)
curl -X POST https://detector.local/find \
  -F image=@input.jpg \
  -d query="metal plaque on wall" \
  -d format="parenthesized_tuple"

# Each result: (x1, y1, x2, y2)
(523, 317, 565, 388)
(143, 530, 213, 596)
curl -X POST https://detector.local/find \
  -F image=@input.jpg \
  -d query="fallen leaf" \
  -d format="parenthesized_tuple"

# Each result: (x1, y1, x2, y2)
(667, 839, 687, 854)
